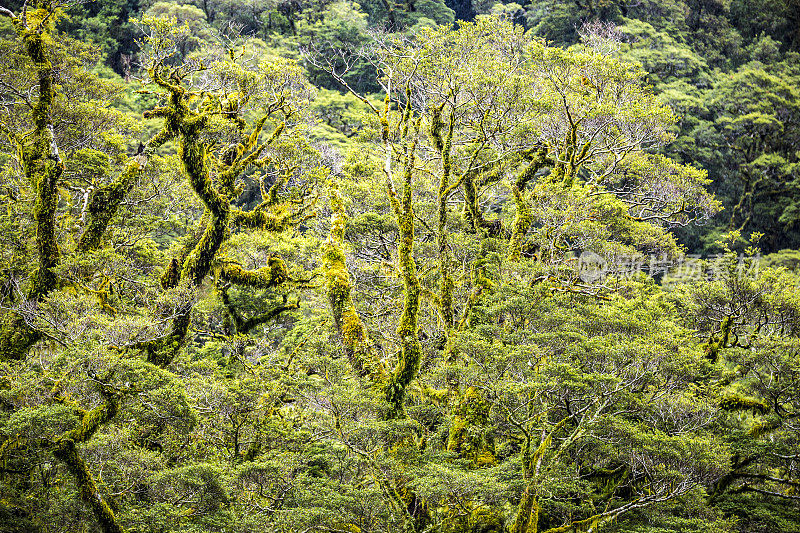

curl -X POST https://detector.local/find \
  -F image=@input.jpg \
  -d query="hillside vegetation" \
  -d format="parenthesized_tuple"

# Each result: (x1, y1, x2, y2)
(0, 1, 798, 532)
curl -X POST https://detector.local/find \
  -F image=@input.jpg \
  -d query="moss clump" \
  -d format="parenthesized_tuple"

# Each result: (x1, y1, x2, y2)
(447, 387, 496, 466)
(0, 317, 42, 362)
(719, 395, 769, 415)
(703, 315, 732, 363)
(445, 505, 504, 533)
(219, 256, 288, 289)
(160, 258, 181, 289)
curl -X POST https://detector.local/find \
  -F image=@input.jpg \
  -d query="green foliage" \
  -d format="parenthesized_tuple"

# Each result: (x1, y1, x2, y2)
(0, 3, 798, 533)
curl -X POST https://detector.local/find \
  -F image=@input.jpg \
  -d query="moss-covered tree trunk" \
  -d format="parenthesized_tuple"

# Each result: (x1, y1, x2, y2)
(52, 391, 125, 533)
(77, 160, 145, 252)
(0, 10, 150, 361)
(429, 104, 456, 336)
(384, 100, 422, 419)
(512, 418, 568, 533)
(0, 16, 61, 361)
(323, 182, 385, 380)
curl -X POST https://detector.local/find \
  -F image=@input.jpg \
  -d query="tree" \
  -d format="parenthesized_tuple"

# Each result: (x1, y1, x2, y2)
(131, 13, 319, 367)
(0, 2, 163, 362)
(304, 16, 722, 532)
(2, 5, 798, 533)
(0, 7, 320, 532)
(450, 277, 729, 533)
(700, 62, 800, 252)
(672, 235, 800, 529)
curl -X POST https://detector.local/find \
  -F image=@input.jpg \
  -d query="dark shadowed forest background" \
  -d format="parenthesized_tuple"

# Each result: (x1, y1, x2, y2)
(0, 1, 798, 532)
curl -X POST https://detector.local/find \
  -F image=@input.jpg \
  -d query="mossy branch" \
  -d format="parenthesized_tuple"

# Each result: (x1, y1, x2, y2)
(540, 497, 657, 533)
(217, 257, 288, 289)
(322, 181, 385, 381)
(231, 204, 293, 231)
(52, 439, 125, 533)
(78, 126, 171, 252)
(219, 286, 298, 335)
(77, 160, 142, 252)
(463, 162, 504, 237)
(703, 315, 732, 363)
(144, 311, 191, 367)
(512, 416, 569, 533)
(52, 390, 124, 533)
(508, 148, 551, 262)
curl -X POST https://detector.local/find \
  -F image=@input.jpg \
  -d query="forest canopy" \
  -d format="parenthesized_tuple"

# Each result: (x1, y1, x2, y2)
(0, 1, 798, 533)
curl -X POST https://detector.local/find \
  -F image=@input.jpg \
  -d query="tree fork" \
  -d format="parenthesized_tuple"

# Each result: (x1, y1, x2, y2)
(142, 94, 228, 366)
